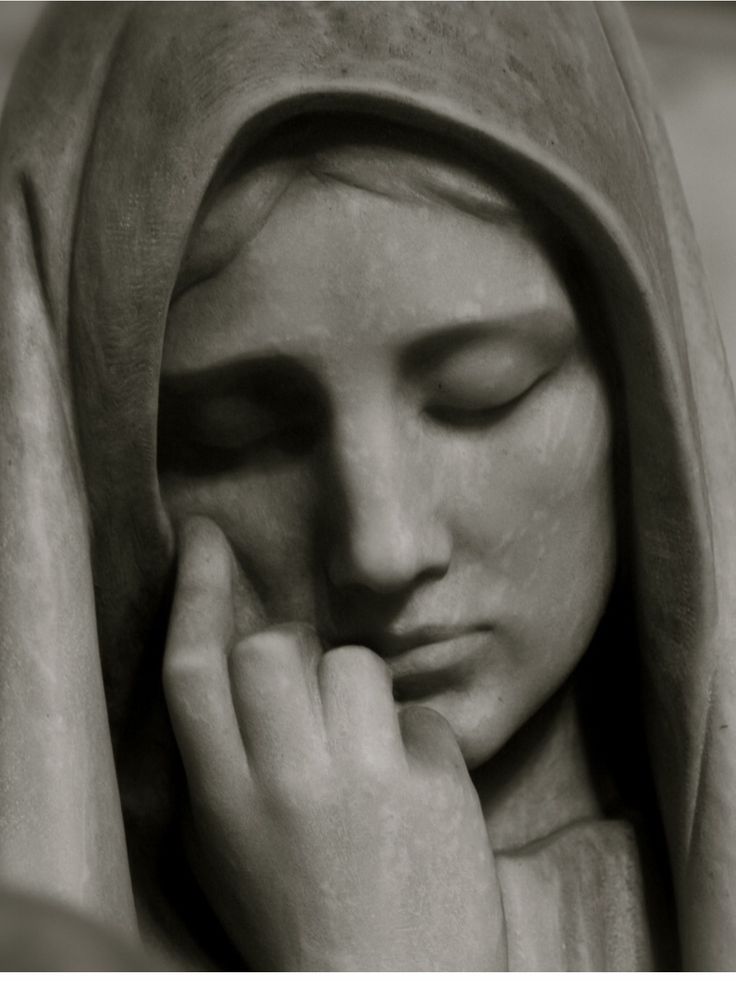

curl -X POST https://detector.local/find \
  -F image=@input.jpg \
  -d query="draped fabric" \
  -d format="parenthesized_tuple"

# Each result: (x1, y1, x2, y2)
(0, 1, 734, 968)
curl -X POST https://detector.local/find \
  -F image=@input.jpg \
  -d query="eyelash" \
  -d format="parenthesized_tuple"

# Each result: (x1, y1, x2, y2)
(423, 375, 545, 430)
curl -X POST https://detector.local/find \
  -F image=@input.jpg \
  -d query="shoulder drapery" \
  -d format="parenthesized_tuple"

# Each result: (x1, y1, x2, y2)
(0, 2, 734, 967)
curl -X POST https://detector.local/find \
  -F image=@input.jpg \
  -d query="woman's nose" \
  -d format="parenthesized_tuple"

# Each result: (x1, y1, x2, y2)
(325, 414, 451, 594)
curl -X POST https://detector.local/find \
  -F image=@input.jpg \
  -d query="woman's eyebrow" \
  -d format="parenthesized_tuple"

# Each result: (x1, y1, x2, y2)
(400, 308, 575, 376)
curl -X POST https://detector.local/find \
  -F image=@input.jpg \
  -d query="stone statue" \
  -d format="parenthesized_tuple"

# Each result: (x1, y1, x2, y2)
(0, 2, 734, 970)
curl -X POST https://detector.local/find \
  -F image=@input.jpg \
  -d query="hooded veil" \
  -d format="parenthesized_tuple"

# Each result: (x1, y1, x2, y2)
(0, 1, 734, 970)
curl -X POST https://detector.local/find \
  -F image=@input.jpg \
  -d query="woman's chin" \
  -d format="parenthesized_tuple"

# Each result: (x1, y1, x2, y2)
(397, 681, 521, 771)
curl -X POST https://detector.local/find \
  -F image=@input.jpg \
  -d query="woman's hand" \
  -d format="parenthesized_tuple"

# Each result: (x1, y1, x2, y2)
(163, 516, 506, 971)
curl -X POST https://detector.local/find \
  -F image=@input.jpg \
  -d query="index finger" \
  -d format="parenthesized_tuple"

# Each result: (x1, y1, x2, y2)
(163, 515, 247, 801)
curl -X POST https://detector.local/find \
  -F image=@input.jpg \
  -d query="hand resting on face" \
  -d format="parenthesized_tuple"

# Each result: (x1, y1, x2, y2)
(163, 516, 507, 971)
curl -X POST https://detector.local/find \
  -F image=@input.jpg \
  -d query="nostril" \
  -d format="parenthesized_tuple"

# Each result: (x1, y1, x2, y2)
(327, 514, 451, 595)
(328, 546, 416, 594)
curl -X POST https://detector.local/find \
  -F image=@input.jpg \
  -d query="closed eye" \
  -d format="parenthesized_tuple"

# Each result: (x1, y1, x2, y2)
(423, 371, 550, 430)
(159, 409, 321, 475)
(157, 356, 328, 475)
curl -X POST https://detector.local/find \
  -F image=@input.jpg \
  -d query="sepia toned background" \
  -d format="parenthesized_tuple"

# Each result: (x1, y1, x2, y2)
(1, 1, 735, 372)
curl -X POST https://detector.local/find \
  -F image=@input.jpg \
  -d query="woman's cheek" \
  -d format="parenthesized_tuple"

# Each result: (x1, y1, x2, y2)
(160, 467, 322, 623)
(420, 361, 615, 764)
(444, 355, 615, 653)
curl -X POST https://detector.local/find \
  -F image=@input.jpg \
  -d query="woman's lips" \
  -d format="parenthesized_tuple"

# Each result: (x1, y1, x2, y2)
(324, 624, 493, 698)
(373, 627, 493, 699)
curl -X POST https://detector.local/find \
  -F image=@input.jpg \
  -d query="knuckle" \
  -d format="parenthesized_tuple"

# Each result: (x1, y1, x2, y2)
(162, 642, 208, 691)
(231, 622, 319, 663)
(232, 629, 288, 660)
(262, 762, 333, 817)
(320, 644, 389, 679)
(354, 748, 401, 789)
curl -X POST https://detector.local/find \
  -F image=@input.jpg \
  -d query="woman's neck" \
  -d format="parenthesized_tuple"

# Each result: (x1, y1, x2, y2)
(473, 681, 605, 852)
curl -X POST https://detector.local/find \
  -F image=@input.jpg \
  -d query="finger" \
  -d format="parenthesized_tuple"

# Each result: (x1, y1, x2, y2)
(163, 515, 247, 801)
(398, 704, 466, 777)
(318, 646, 403, 768)
(228, 622, 329, 779)
(232, 554, 267, 638)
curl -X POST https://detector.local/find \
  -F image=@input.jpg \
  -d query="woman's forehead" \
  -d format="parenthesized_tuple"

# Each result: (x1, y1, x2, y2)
(175, 132, 528, 300)
(164, 171, 576, 377)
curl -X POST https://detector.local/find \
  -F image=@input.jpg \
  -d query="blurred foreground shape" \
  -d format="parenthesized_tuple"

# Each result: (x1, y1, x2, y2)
(0, 888, 162, 970)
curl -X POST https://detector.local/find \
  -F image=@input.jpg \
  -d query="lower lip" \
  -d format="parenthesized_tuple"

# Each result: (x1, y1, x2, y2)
(386, 630, 491, 700)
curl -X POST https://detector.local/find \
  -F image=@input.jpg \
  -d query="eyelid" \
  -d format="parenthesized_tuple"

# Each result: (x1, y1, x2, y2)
(424, 368, 550, 423)
(423, 342, 550, 409)
(401, 308, 577, 379)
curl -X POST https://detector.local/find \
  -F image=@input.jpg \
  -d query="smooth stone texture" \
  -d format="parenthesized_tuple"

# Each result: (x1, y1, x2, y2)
(0, 2, 733, 970)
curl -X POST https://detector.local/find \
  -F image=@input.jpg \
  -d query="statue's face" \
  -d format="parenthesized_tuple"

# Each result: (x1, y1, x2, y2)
(160, 169, 615, 769)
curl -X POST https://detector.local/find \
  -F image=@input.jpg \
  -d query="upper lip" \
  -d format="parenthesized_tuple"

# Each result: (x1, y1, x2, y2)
(335, 624, 489, 659)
